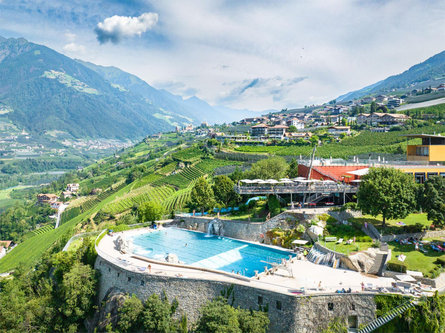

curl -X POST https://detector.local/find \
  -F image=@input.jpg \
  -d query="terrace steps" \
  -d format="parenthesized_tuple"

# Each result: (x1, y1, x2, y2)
(356, 300, 415, 333)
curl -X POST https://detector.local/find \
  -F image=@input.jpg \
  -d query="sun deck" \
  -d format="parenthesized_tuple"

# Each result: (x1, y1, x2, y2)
(96, 227, 399, 296)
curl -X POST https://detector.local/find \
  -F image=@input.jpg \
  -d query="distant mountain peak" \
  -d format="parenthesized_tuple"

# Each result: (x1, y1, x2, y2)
(337, 50, 445, 101)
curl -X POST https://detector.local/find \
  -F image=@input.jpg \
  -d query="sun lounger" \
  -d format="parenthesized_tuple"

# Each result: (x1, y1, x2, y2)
(336, 238, 343, 244)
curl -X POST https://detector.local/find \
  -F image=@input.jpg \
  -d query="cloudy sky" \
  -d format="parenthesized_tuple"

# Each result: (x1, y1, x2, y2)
(0, 0, 444, 111)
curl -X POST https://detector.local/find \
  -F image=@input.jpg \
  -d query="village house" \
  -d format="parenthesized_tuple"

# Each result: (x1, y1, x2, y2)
(250, 123, 269, 137)
(387, 98, 403, 109)
(37, 193, 59, 204)
(328, 126, 351, 136)
(285, 132, 313, 140)
(380, 113, 410, 124)
(66, 183, 79, 192)
(0, 241, 13, 259)
(286, 118, 305, 129)
(267, 125, 288, 140)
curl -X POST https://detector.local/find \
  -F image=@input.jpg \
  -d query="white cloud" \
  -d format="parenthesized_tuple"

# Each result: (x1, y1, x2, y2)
(2, 1, 445, 111)
(63, 42, 86, 54)
(64, 32, 76, 42)
(95, 12, 158, 44)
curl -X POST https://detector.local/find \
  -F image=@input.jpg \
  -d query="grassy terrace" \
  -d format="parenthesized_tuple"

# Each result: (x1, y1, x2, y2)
(388, 241, 445, 276)
(351, 213, 432, 234)
(322, 212, 444, 276)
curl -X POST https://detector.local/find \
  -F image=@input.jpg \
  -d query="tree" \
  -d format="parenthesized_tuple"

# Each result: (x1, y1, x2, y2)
(419, 176, 445, 227)
(287, 158, 299, 178)
(370, 101, 377, 114)
(238, 309, 270, 333)
(118, 294, 144, 332)
(213, 175, 240, 206)
(142, 294, 179, 332)
(190, 177, 215, 212)
(138, 201, 165, 222)
(288, 125, 297, 133)
(196, 297, 241, 333)
(357, 167, 416, 227)
(229, 167, 244, 183)
(247, 157, 288, 180)
(60, 263, 98, 324)
(267, 195, 281, 216)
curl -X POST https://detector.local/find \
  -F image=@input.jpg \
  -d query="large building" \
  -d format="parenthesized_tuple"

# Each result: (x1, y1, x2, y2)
(298, 163, 445, 184)
(405, 134, 445, 163)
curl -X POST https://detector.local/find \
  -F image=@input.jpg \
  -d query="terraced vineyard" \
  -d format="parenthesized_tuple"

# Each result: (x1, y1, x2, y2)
(103, 185, 175, 214)
(195, 158, 242, 174)
(131, 173, 163, 190)
(163, 179, 198, 212)
(31, 225, 54, 236)
(155, 166, 205, 188)
(171, 146, 204, 162)
(156, 162, 177, 175)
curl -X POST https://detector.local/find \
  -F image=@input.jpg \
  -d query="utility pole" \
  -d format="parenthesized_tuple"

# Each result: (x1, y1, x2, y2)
(303, 145, 317, 206)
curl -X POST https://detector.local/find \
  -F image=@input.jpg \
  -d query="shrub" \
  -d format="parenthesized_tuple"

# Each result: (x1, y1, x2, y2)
(267, 195, 281, 216)
(386, 262, 407, 273)
(343, 202, 358, 211)
(435, 256, 445, 266)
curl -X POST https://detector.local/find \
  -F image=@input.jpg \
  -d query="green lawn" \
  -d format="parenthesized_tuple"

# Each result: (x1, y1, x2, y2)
(388, 241, 445, 276)
(351, 213, 433, 234)
(323, 241, 374, 255)
(0, 185, 33, 211)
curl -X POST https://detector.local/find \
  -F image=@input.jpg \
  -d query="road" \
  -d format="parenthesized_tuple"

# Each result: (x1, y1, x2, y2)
(55, 203, 68, 228)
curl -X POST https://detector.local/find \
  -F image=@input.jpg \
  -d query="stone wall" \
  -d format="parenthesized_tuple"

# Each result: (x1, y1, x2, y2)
(328, 209, 362, 223)
(380, 230, 445, 243)
(171, 211, 316, 242)
(95, 255, 376, 333)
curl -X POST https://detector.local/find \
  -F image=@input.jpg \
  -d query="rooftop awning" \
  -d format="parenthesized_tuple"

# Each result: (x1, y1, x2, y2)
(346, 168, 369, 176)
(292, 239, 309, 245)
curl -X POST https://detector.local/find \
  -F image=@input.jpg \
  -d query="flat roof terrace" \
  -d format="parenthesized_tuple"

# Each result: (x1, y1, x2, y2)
(96, 227, 397, 296)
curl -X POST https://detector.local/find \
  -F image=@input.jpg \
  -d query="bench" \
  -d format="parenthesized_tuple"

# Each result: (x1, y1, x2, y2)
(325, 237, 337, 242)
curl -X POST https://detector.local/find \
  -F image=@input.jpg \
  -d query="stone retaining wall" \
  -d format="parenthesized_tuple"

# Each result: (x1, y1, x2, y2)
(171, 211, 317, 242)
(95, 255, 376, 333)
(380, 230, 445, 243)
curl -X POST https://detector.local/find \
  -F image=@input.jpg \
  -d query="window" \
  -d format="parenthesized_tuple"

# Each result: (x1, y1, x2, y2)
(117, 272, 120, 277)
(276, 301, 282, 311)
(108, 268, 111, 272)
(428, 172, 438, 179)
(440, 173, 445, 178)
(141, 280, 145, 286)
(128, 276, 131, 282)
(258, 296, 263, 305)
(328, 303, 334, 311)
(415, 173, 426, 184)
(351, 304, 355, 311)
(416, 146, 429, 156)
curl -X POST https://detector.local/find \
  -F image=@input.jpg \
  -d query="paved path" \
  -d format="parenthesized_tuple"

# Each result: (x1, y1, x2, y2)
(55, 203, 68, 228)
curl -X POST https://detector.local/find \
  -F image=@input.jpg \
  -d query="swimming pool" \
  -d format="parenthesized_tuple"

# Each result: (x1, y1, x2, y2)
(130, 228, 294, 277)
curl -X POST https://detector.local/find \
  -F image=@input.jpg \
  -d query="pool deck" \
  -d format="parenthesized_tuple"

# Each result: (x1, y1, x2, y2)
(97, 227, 400, 296)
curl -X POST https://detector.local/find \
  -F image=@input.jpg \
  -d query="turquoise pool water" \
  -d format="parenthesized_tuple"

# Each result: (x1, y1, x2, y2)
(130, 228, 294, 277)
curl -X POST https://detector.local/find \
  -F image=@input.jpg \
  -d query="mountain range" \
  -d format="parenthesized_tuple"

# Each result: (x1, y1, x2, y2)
(0, 36, 257, 140)
(337, 50, 445, 102)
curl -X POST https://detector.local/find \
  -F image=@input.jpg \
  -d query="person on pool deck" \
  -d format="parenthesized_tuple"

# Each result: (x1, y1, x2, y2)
(148, 264, 152, 273)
